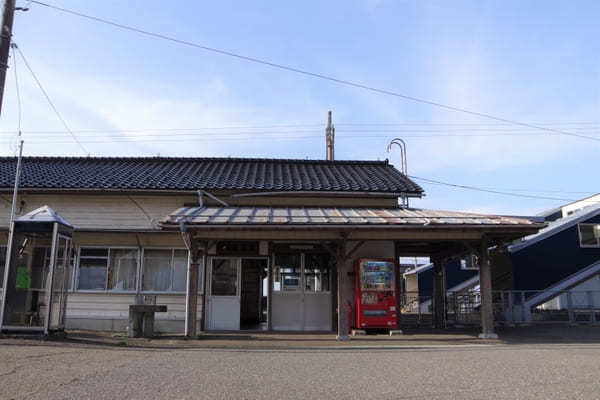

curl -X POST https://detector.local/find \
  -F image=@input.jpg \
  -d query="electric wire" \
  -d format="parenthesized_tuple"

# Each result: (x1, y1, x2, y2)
(12, 44, 89, 155)
(408, 176, 580, 202)
(27, 0, 600, 143)
(3, 125, 600, 137)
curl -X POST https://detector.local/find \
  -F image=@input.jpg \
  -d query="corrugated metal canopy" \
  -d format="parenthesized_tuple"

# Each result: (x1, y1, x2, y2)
(161, 206, 542, 229)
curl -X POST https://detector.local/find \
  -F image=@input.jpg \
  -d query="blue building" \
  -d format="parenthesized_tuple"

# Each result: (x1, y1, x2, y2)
(506, 204, 600, 318)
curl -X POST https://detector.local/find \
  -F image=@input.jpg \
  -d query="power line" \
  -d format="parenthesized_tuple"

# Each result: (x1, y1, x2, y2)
(408, 175, 579, 202)
(28, 0, 600, 143)
(1, 130, 600, 144)
(3, 126, 600, 137)
(12, 43, 89, 155)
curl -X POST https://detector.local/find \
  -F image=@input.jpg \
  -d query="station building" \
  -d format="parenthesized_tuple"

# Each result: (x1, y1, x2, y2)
(0, 156, 542, 338)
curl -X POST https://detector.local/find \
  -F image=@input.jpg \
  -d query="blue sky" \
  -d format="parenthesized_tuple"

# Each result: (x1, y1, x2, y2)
(0, 0, 598, 215)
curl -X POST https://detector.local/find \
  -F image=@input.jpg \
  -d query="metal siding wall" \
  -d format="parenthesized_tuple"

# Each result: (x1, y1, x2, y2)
(511, 215, 600, 291)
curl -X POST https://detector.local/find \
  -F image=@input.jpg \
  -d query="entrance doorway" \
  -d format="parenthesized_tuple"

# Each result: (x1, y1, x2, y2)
(240, 258, 268, 330)
(206, 257, 268, 331)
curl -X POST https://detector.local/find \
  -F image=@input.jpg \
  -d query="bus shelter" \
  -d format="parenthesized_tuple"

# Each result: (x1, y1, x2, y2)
(0, 206, 73, 335)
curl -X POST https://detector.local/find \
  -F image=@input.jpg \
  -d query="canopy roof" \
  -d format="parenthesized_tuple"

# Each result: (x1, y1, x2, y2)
(15, 205, 73, 228)
(162, 206, 542, 230)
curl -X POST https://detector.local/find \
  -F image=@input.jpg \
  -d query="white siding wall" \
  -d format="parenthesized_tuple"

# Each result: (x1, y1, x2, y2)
(66, 293, 203, 333)
(0, 194, 197, 231)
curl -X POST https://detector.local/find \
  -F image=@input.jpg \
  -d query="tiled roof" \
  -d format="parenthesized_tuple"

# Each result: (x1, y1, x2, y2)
(0, 157, 422, 194)
(162, 206, 542, 228)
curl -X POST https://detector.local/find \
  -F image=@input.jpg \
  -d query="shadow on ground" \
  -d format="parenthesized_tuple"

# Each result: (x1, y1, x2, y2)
(1, 325, 599, 350)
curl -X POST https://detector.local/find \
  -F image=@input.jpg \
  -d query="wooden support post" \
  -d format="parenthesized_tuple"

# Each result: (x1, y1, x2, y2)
(478, 238, 497, 339)
(185, 239, 201, 338)
(432, 256, 446, 329)
(334, 238, 364, 341)
(336, 243, 349, 341)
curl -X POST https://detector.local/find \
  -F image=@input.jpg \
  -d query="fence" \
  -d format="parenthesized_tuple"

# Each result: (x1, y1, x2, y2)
(493, 290, 600, 325)
(399, 290, 481, 327)
(398, 290, 600, 327)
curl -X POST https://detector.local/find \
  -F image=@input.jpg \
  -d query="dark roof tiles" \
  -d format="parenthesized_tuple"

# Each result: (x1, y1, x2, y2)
(0, 156, 423, 194)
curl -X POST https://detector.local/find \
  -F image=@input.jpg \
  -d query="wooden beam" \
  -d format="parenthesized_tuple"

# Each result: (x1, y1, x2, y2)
(335, 236, 350, 341)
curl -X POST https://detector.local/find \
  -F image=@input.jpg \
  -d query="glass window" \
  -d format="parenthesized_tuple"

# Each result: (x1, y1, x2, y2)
(211, 259, 237, 296)
(143, 249, 172, 291)
(78, 248, 109, 290)
(273, 254, 301, 292)
(304, 254, 330, 292)
(77, 248, 138, 291)
(107, 249, 138, 291)
(172, 250, 189, 292)
(579, 224, 600, 247)
(66, 250, 75, 291)
(142, 249, 195, 293)
(30, 247, 51, 290)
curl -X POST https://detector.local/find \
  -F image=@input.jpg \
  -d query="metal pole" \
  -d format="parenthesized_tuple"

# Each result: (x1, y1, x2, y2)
(567, 292, 574, 324)
(0, 0, 16, 116)
(587, 291, 595, 324)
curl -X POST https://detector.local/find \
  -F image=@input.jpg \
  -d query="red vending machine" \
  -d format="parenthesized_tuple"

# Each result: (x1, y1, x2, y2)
(355, 258, 398, 330)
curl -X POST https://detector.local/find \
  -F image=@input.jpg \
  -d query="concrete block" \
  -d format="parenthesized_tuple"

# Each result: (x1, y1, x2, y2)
(478, 333, 499, 339)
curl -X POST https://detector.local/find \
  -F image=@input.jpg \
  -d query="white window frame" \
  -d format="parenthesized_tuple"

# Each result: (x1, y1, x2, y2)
(75, 246, 140, 293)
(141, 247, 204, 295)
(578, 223, 600, 248)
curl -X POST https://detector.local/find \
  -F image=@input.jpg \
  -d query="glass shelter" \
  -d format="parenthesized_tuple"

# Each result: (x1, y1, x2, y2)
(0, 206, 73, 334)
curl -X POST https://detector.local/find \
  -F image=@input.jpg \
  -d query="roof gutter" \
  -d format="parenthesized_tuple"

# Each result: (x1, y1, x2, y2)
(231, 190, 422, 198)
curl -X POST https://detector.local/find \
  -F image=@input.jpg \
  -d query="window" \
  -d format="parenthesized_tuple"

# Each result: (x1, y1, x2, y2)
(211, 258, 237, 296)
(142, 249, 198, 293)
(273, 254, 301, 292)
(77, 248, 138, 291)
(579, 224, 600, 247)
(304, 254, 330, 292)
(273, 253, 330, 293)
(460, 255, 480, 270)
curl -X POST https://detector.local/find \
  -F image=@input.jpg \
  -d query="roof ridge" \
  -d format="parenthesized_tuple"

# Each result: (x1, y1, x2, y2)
(0, 156, 389, 165)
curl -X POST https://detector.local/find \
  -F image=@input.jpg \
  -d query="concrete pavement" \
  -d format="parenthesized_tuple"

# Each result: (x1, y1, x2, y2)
(1, 329, 600, 399)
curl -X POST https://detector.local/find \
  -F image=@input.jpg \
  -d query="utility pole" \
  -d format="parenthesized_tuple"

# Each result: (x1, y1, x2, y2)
(0, 0, 15, 117)
(326, 110, 335, 161)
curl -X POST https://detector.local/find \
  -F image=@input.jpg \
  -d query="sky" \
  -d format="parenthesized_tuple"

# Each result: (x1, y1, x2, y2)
(0, 0, 598, 216)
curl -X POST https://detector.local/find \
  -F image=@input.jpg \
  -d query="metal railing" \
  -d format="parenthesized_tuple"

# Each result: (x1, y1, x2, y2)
(399, 289, 600, 327)
(493, 290, 600, 325)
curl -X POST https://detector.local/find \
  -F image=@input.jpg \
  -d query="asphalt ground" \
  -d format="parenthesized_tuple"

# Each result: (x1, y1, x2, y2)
(1, 327, 600, 399)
